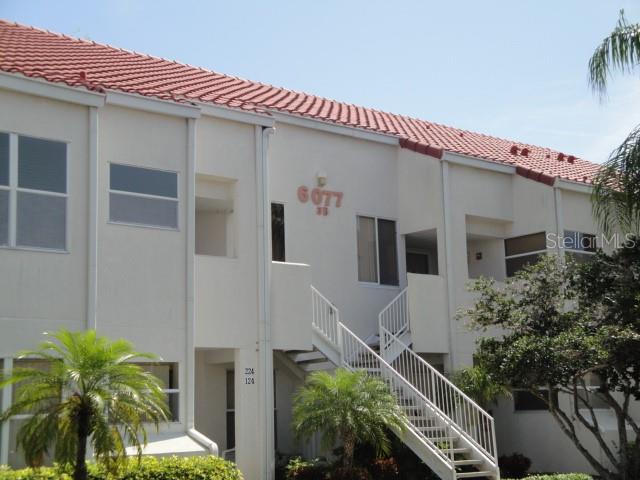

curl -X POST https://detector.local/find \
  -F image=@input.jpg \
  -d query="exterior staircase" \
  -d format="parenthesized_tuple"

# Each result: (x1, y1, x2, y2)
(286, 286, 500, 480)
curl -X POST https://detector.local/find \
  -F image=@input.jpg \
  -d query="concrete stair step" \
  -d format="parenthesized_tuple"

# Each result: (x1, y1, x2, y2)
(418, 426, 447, 433)
(454, 459, 483, 466)
(290, 351, 326, 363)
(302, 361, 334, 372)
(426, 436, 457, 443)
(455, 471, 494, 478)
(440, 447, 470, 454)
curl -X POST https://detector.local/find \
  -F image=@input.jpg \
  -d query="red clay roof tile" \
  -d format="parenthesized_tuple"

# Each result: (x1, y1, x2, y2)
(0, 20, 602, 184)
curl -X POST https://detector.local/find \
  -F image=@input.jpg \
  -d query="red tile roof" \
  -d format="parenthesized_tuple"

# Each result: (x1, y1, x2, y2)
(0, 20, 601, 185)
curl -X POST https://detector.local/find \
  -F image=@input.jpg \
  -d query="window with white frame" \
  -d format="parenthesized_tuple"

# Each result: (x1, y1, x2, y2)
(135, 362, 179, 421)
(226, 370, 235, 450)
(0, 133, 9, 246)
(504, 232, 547, 277)
(8, 359, 60, 467)
(0, 132, 68, 251)
(109, 163, 178, 229)
(563, 230, 597, 263)
(357, 215, 399, 286)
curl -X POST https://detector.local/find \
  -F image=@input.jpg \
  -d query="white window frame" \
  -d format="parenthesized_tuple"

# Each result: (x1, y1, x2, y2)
(134, 362, 180, 423)
(356, 214, 400, 287)
(504, 232, 547, 277)
(108, 162, 180, 231)
(0, 131, 69, 253)
(563, 230, 597, 259)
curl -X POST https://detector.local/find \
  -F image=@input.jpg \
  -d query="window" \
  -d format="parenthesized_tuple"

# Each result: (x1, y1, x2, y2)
(109, 164, 178, 229)
(357, 216, 399, 285)
(0, 133, 9, 246)
(226, 370, 235, 450)
(504, 232, 546, 277)
(135, 363, 179, 421)
(0, 133, 68, 251)
(7, 359, 58, 467)
(564, 230, 597, 263)
(514, 389, 558, 411)
(271, 203, 285, 262)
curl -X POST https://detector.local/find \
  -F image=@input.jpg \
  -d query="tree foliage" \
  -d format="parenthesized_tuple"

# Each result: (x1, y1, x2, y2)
(460, 249, 640, 480)
(451, 365, 511, 411)
(291, 369, 405, 468)
(589, 10, 640, 236)
(0, 330, 169, 480)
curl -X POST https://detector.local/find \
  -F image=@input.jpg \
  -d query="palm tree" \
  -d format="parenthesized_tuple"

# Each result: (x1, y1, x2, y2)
(291, 368, 406, 468)
(589, 10, 640, 235)
(0, 330, 169, 480)
(451, 366, 511, 412)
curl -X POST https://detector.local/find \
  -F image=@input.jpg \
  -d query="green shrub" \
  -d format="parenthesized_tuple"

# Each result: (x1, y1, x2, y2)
(0, 456, 242, 480)
(285, 457, 328, 480)
(0, 465, 69, 480)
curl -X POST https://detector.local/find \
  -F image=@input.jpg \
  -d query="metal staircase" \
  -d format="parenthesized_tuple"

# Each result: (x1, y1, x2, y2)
(287, 286, 500, 480)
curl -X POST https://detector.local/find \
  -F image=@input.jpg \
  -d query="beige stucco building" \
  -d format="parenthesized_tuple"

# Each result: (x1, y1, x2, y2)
(0, 20, 631, 480)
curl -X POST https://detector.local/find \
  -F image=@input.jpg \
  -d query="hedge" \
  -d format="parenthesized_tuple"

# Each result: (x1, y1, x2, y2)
(0, 456, 243, 480)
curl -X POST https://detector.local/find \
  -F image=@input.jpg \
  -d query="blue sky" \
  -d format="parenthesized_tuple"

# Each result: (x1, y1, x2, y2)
(2, 0, 640, 163)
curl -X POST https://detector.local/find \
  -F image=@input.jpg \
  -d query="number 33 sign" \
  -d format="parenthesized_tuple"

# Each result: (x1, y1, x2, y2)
(297, 186, 344, 216)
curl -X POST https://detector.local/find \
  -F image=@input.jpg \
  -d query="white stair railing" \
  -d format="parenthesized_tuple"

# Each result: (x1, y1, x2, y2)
(311, 286, 340, 345)
(310, 285, 499, 477)
(379, 287, 410, 364)
(339, 322, 458, 467)
(381, 325, 498, 462)
(379, 287, 409, 336)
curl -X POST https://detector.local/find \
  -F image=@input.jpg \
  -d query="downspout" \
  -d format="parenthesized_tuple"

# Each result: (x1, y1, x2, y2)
(441, 159, 456, 372)
(184, 116, 219, 455)
(256, 125, 275, 480)
(87, 106, 99, 330)
(185, 117, 197, 434)
(553, 183, 565, 258)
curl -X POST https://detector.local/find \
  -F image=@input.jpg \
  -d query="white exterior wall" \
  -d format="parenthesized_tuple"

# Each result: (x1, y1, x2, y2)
(194, 116, 259, 349)
(0, 89, 89, 355)
(269, 123, 402, 339)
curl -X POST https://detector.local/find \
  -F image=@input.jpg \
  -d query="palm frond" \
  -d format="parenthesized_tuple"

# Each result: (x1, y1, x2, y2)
(0, 329, 170, 472)
(592, 123, 640, 235)
(292, 368, 406, 462)
(589, 9, 640, 96)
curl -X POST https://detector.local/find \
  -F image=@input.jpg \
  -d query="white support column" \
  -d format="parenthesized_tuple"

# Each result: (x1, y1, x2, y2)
(185, 118, 197, 431)
(1, 357, 13, 465)
(255, 125, 275, 479)
(87, 106, 99, 330)
(234, 347, 260, 479)
(441, 160, 456, 372)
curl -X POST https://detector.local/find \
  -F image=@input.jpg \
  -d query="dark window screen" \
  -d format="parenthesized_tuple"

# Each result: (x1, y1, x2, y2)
(18, 136, 67, 193)
(514, 390, 557, 411)
(506, 253, 543, 277)
(378, 219, 398, 286)
(0, 133, 8, 186)
(271, 203, 285, 261)
(505, 232, 546, 257)
(110, 163, 177, 198)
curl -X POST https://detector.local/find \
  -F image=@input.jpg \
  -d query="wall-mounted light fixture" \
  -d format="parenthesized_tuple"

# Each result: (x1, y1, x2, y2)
(316, 171, 327, 187)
